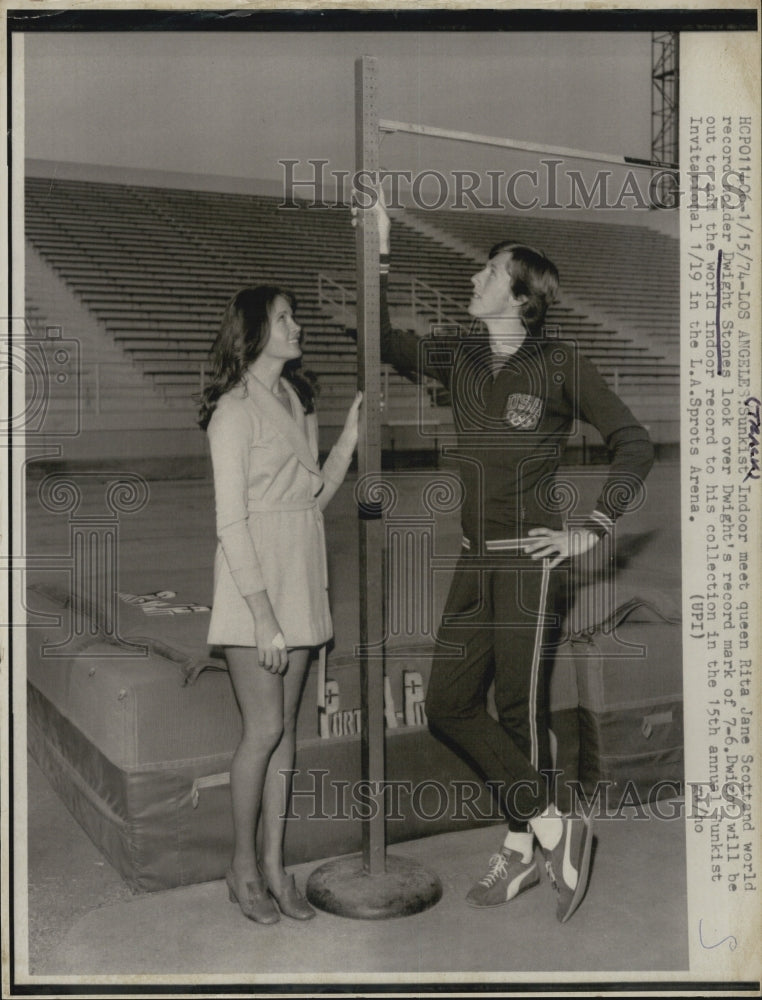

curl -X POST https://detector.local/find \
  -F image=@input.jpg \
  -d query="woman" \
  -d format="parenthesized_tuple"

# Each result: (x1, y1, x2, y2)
(199, 286, 361, 924)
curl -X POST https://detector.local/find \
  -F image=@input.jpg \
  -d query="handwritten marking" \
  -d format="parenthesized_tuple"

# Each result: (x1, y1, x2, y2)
(743, 396, 761, 482)
(715, 249, 723, 375)
(699, 918, 737, 951)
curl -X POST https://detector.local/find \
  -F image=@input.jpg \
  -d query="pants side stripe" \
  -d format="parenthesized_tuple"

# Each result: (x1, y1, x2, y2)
(528, 558, 550, 771)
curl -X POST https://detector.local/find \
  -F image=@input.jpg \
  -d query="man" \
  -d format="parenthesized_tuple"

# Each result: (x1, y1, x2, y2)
(354, 194, 654, 923)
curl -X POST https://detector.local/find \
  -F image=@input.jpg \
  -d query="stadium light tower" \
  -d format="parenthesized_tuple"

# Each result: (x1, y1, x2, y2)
(651, 31, 679, 207)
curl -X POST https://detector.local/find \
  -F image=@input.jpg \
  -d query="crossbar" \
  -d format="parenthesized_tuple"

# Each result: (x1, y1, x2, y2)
(379, 118, 678, 172)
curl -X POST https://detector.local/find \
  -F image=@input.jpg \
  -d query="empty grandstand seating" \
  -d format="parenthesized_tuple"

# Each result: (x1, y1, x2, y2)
(406, 207, 679, 348)
(25, 175, 679, 445)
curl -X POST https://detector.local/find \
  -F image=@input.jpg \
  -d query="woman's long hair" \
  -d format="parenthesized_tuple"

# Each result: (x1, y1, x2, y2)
(198, 285, 315, 430)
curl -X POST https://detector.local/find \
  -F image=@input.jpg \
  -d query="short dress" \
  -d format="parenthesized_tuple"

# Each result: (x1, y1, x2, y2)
(206, 373, 352, 649)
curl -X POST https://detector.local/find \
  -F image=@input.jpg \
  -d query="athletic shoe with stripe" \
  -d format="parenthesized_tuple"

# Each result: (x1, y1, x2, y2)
(541, 814, 593, 923)
(465, 847, 540, 908)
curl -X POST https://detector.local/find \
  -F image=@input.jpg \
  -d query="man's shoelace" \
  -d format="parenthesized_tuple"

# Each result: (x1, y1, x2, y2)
(479, 853, 509, 886)
(545, 859, 559, 890)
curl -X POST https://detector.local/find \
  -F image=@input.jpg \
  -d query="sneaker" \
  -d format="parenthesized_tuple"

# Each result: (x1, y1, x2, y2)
(541, 815, 593, 923)
(466, 848, 540, 908)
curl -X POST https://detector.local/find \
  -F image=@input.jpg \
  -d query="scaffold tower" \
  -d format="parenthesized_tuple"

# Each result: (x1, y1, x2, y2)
(652, 32, 679, 205)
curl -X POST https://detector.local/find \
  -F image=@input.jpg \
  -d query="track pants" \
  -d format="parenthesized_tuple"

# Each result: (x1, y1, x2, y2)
(425, 549, 562, 831)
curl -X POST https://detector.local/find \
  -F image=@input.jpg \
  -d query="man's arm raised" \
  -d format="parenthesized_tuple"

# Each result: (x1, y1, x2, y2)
(352, 188, 453, 388)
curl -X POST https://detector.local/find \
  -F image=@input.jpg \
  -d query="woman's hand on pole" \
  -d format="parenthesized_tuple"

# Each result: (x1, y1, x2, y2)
(245, 591, 289, 673)
(351, 183, 391, 255)
(338, 391, 363, 453)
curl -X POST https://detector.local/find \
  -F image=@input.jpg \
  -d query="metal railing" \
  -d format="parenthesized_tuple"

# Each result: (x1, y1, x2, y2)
(318, 270, 469, 334)
(410, 277, 469, 330)
(317, 272, 355, 326)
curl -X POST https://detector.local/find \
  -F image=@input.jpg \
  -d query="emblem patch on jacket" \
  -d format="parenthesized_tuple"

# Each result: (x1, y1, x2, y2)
(503, 393, 542, 429)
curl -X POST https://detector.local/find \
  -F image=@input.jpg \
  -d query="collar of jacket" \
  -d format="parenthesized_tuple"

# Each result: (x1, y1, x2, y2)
(243, 372, 321, 477)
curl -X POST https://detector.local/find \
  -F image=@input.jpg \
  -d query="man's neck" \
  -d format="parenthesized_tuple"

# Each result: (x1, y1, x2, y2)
(484, 316, 527, 358)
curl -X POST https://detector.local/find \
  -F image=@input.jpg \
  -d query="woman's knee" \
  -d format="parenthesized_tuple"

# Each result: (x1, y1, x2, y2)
(238, 721, 284, 756)
(281, 708, 299, 739)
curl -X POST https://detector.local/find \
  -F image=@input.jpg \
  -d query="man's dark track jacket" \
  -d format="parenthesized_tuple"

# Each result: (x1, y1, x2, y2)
(377, 258, 655, 550)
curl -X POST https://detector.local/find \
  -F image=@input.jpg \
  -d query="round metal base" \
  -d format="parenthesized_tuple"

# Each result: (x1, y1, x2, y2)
(305, 854, 443, 920)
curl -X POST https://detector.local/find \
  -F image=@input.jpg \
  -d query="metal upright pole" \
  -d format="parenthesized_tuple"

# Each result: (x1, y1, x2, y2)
(305, 56, 441, 920)
(354, 54, 386, 876)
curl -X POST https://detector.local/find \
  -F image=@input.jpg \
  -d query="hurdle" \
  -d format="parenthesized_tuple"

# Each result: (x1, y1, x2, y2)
(306, 54, 678, 920)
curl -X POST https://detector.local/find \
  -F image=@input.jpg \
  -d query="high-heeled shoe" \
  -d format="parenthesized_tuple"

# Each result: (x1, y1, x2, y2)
(267, 873, 316, 920)
(225, 869, 280, 924)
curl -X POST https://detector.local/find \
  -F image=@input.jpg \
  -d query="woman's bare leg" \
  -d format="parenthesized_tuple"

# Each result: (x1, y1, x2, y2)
(225, 645, 285, 890)
(259, 647, 311, 889)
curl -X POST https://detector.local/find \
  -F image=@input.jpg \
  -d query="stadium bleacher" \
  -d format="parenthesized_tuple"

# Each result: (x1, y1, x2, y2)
(25, 176, 679, 448)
